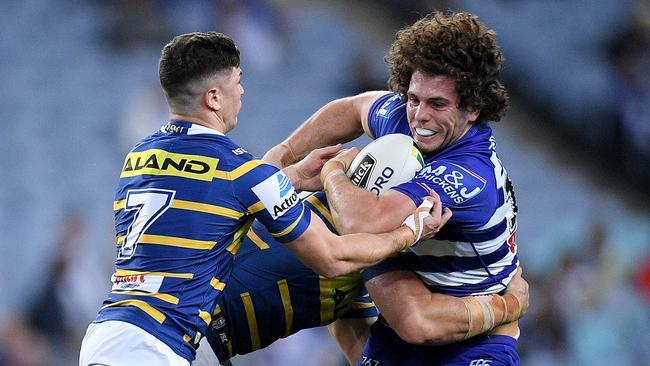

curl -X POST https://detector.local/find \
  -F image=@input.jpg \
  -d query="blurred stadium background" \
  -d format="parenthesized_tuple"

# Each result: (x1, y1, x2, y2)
(1, 0, 649, 365)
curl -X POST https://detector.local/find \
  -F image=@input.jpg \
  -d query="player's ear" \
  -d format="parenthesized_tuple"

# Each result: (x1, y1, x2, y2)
(205, 87, 221, 111)
(467, 108, 480, 123)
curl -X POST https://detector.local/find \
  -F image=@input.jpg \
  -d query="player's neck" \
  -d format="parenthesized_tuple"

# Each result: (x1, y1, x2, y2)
(168, 113, 227, 134)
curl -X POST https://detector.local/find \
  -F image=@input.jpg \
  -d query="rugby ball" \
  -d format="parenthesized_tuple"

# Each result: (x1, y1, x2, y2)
(346, 134, 425, 195)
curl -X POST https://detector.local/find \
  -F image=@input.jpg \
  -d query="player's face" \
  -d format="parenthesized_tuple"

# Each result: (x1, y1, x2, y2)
(406, 70, 479, 155)
(219, 66, 244, 132)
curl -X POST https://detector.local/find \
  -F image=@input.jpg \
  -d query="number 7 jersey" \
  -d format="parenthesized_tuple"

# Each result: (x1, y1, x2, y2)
(95, 120, 311, 362)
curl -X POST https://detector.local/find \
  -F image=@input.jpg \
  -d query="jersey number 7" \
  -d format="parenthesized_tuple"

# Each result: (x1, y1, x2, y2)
(118, 189, 176, 260)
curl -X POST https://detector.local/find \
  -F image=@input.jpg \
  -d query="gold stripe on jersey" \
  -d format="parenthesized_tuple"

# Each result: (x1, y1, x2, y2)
(138, 234, 216, 250)
(172, 199, 244, 219)
(269, 206, 305, 238)
(226, 217, 254, 254)
(306, 195, 334, 227)
(120, 149, 218, 182)
(319, 272, 363, 324)
(114, 269, 194, 279)
(114, 200, 125, 211)
(351, 301, 377, 309)
(199, 310, 212, 326)
(210, 277, 226, 291)
(246, 228, 270, 250)
(102, 300, 165, 324)
(319, 277, 334, 325)
(247, 201, 265, 214)
(240, 292, 261, 351)
(213, 160, 265, 180)
(110, 290, 179, 304)
(277, 279, 294, 337)
(114, 199, 245, 219)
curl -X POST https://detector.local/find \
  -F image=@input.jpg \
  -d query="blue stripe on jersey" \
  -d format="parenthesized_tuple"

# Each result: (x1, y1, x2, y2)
(431, 261, 519, 296)
(400, 241, 511, 273)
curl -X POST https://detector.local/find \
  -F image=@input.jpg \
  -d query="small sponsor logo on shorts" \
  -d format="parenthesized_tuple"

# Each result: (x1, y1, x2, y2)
(469, 359, 491, 366)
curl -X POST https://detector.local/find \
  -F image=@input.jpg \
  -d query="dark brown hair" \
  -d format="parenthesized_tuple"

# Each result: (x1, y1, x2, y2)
(158, 32, 240, 106)
(387, 11, 509, 122)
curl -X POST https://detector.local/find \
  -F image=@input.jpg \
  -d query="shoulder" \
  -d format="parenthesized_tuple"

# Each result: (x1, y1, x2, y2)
(367, 93, 410, 138)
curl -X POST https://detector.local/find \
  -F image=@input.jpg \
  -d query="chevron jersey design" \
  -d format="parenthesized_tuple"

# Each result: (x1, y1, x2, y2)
(94, 120, 311, 362)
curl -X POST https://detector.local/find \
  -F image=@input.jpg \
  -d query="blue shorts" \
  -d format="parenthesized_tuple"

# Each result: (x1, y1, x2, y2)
(357, 319, 519, 366)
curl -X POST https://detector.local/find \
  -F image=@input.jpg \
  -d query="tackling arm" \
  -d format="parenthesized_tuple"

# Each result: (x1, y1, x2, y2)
(320, 151, 451, 235)
(365, 268, 529, 346)
(285, 196, 437, 278)
(263, 91, 389, 168)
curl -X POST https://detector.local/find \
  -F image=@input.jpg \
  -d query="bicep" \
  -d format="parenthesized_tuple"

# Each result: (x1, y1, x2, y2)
(365, 270, 431, 319)
(355, 91, 391, 139)
(283, 212, 338, 272)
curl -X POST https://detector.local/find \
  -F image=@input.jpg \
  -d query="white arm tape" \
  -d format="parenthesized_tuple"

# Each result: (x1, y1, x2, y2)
(401, 199, 433, 244)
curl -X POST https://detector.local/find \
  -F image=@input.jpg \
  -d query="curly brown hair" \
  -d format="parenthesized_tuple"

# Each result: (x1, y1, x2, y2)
(387, 11, 509, 122)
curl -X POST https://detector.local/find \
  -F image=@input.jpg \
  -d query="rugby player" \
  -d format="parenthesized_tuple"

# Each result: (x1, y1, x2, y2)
(264, 11, 525, 365)
(192, 192, 528, 366)
(79, 32, 446, 366)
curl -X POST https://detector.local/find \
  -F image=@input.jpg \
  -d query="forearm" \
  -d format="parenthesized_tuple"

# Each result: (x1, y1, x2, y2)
(322, 169, 382, 234)
(400, 293, 523, 345)
(367, 271, 525, 346)
(264, 97, 365, 167)
(325, 226, 414, 277)
(328, 317, 376, 366)
(281, 164, 305, 191)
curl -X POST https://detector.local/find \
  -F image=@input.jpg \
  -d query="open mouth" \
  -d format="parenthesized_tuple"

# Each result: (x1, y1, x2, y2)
(415, 127, 435, 137)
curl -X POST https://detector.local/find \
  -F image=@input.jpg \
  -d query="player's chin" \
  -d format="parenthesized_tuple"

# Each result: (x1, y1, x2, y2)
(413, 137, 440, 155)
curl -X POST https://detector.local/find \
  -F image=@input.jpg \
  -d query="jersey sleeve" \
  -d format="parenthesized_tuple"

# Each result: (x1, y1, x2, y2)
(234, 161, 311, 243)
(339, 287, 379, 319)
(391, 160, 495, 228)
(366, 93, 410, 139)
(361, 255, 410, 283)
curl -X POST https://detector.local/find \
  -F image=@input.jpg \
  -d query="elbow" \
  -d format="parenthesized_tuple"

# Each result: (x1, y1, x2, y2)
(335, 216, 375, 235)
(311, 257, 350, 279)
(392, 324, 430, 346)
(316, 265, 347, 279)
(391, 316, 453, 346)
(335, 219, 361, 235)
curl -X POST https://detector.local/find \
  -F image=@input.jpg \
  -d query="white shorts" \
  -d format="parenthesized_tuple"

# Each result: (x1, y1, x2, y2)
(190, 338, 219, 366)
(79, 320, 190, 366)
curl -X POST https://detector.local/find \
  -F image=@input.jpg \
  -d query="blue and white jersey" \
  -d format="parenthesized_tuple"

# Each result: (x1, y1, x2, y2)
(363, 93, 519, 296)
(95, 120, 311, 362)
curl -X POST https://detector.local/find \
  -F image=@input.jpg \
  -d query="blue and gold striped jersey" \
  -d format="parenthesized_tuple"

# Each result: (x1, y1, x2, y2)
(95, 120, 311, 362)
(205, 192, 378, 361)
